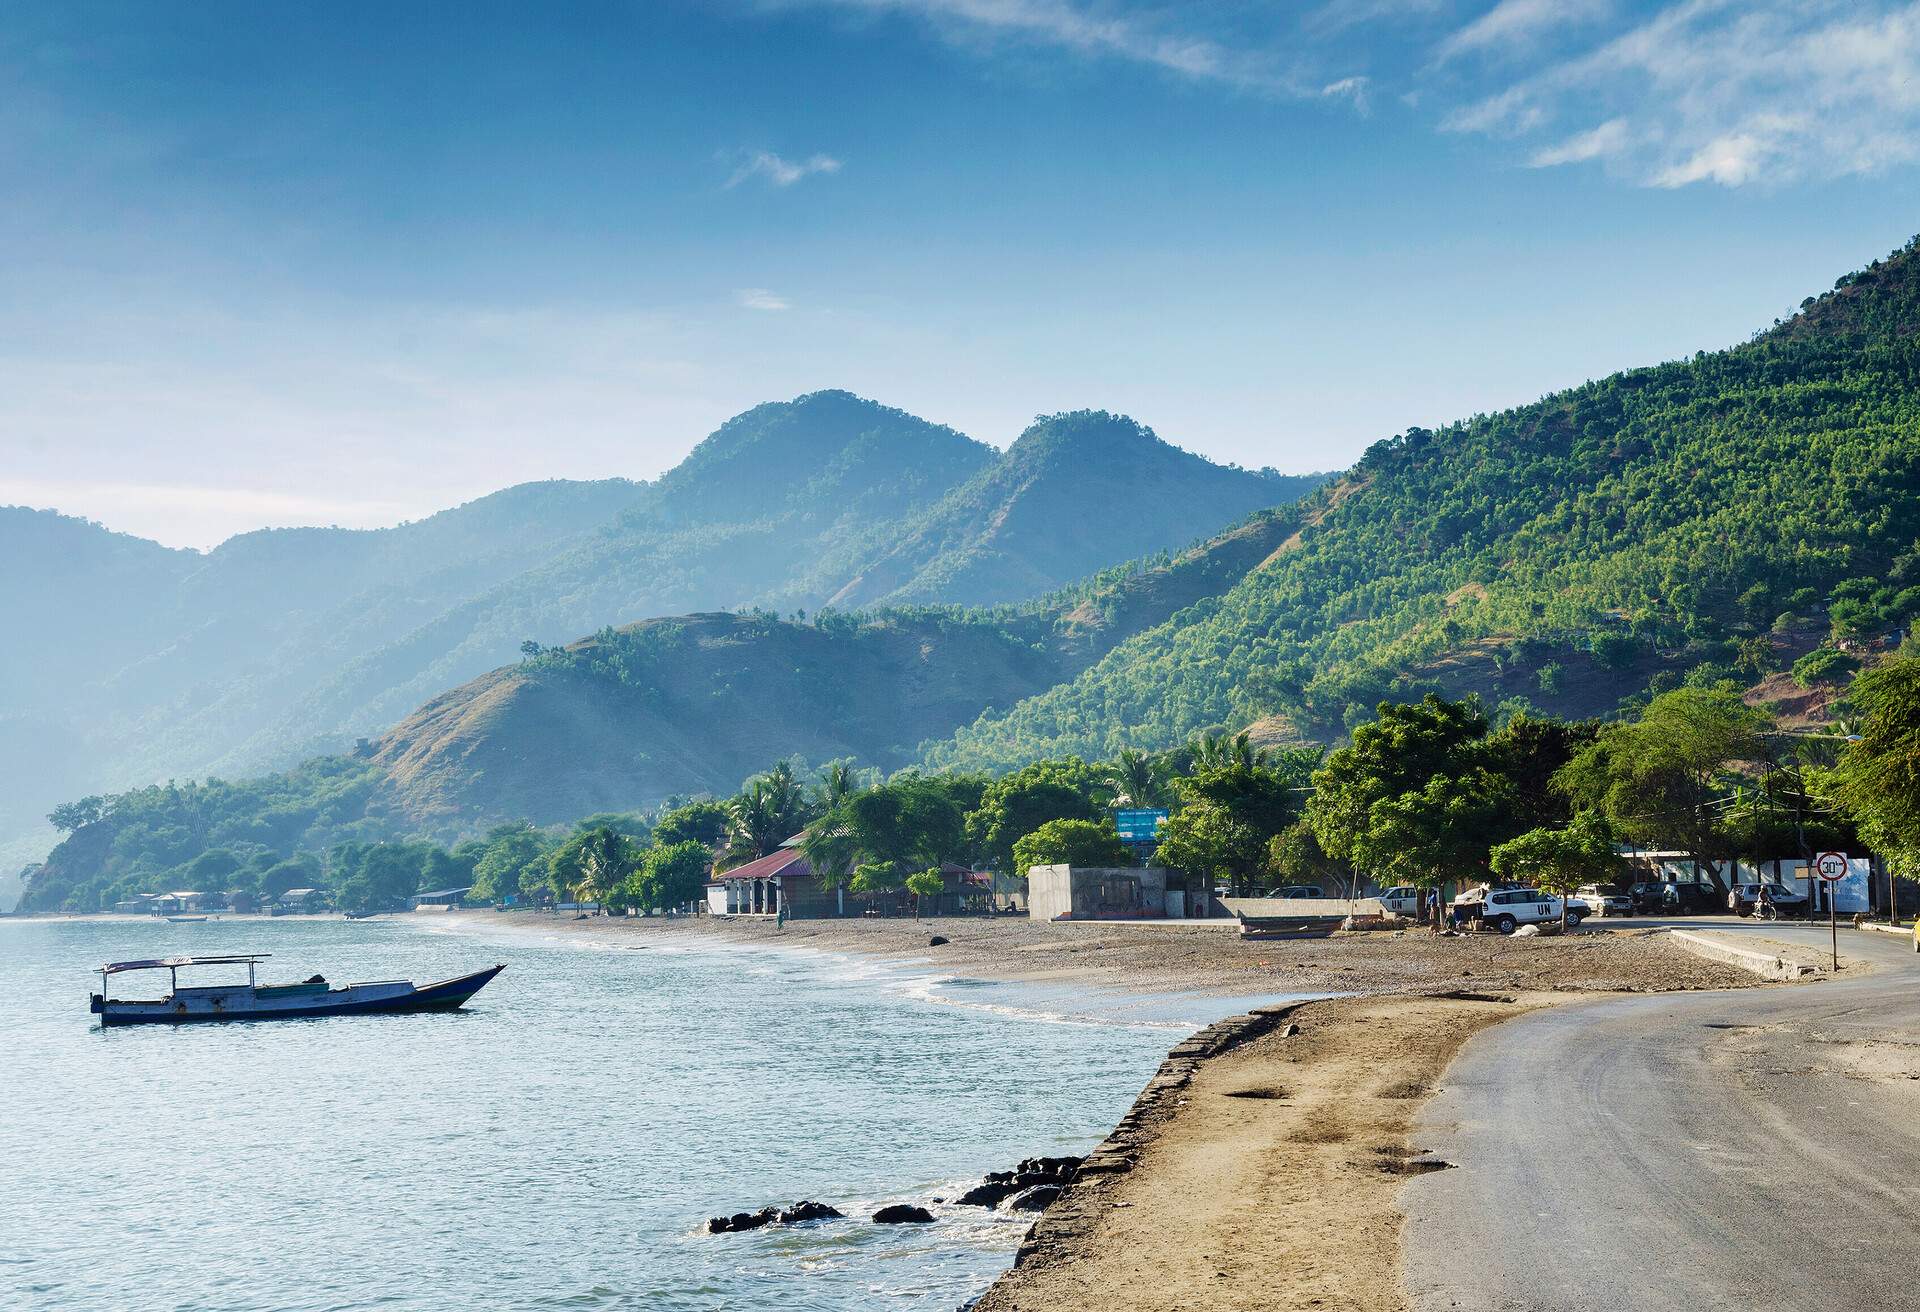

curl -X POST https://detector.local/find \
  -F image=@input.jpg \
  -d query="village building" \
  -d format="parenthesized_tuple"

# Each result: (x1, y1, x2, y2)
(271, 887, 329, 916)
(410, 886, 472, 911)
(704, 840, 996, 918)
(1026, 864, 1204, 921)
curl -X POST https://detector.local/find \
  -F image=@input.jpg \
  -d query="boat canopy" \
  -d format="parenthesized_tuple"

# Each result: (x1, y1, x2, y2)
(101, 954, 271, 975)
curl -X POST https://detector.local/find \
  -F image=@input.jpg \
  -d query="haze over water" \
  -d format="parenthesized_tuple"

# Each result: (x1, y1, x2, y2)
(2, 916, 1266, 1311)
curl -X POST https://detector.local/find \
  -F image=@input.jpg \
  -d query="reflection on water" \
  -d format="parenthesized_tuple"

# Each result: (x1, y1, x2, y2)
(2, 916, 1295, 1312)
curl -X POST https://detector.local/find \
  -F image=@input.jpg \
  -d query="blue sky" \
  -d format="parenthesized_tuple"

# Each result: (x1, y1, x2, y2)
(5, 0, 1920, 547)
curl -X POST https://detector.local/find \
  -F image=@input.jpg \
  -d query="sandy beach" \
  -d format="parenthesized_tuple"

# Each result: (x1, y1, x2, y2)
(475, 908, 1763, 997)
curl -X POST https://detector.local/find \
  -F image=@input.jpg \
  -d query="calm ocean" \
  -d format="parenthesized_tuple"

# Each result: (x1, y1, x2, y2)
(1, 915, 1273, 1311)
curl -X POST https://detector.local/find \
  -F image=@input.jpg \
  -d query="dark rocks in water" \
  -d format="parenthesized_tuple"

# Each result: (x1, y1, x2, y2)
(779, 1200, 843, 1224)
(871, 1204, 935, 1224)
(955, 1155, 1082, 1208)
(928, 935, 949, 946)
(1002, 1184, 1062, 1212)
(708, 1200, 844, 1232)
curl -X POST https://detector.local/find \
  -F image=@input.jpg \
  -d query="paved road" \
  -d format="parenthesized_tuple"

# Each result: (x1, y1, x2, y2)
(1403, 918, 1920, 1311)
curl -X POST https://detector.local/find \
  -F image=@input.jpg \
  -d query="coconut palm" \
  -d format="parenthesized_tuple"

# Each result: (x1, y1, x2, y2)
(1106, 749, 1168, 809)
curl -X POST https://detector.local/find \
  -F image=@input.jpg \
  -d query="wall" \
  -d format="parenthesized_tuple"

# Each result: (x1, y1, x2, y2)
(1028, 866, 1170, 920)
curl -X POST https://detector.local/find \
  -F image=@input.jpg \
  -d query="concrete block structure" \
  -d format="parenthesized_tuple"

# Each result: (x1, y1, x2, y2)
(1028, 865, 1173, 920)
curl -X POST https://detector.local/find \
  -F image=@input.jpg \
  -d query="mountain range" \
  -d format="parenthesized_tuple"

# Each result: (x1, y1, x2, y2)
(2, 394, 1315, 902)
(21, 234, 1920, 914)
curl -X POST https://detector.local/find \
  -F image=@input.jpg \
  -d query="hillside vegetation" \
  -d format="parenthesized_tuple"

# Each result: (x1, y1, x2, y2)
(2, 391, 1316, 904)
(931, 236, 1920, 768)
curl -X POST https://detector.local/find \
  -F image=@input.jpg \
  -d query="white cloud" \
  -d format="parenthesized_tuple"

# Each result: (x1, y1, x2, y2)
(1436, 0, 1611, 63)
(725, 150, 844, 188)
(735, 288, 792, 311)
(0, 479, 432, 549)
(1528, 116, 1630, 166)
(1320, 75, 1372, 113)
(797, 0, 1307, 94)
(1444, 0, 1920, 187)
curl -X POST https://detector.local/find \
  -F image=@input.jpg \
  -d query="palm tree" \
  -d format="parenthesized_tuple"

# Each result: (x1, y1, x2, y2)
(814, 760, 861, 813)
(1107, 749, 1167, 809)
(1192, 730, 1268, 771)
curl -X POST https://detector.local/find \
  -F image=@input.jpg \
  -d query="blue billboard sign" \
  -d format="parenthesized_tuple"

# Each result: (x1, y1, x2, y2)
(1114, 809, 1169, 842)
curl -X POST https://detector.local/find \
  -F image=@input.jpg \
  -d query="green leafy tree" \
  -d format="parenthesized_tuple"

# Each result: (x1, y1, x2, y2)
(1157, 763, 1297, 894)
(1557, 687, 1768, 888)
(331, 841, 431, 915)
(1266, 819, 1348, 889)
(47, 796, 107, 833)
(1489, 813, 1627, 931)
(963, 758, 1106, 876)
(1833, 649, 1920, 874)
(1011, 818, 1133, 876)
(805, 776, 967, 889)
(469, 823, 558, 904)
(1307, 695, 1512, 920)
(905, 868, 944, 919)
(549, 826, 642, 904)
(653, 800, 731, 850)
(628, 839, 712, 913)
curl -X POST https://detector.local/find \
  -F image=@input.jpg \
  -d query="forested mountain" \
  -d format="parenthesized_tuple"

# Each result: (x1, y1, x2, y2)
(4, 391, 1317, 905)
(14, 509, 1309, 911)
(931, 236, 1920, 769)
(814, 411, 1311, 608)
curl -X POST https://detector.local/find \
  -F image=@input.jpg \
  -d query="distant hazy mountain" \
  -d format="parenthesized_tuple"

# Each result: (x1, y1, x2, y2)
(15, 508, 1310, 911)
(3, 390, 1319, 904)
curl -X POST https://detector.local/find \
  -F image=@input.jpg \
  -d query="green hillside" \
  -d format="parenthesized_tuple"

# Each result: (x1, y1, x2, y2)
(931, 236, 1920, 768)
(814, 410, 1321, 608)
(13, 509, 1307, 912)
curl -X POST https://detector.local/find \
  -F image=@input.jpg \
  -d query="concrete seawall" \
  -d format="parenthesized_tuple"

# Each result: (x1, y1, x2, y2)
(994, 1001, 1311, 1274)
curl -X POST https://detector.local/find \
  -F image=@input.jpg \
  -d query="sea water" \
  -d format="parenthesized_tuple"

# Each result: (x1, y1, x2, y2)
(0, 915, 1279, 1311)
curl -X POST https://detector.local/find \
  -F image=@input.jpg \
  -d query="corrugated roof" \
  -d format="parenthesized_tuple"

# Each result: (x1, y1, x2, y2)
(708, 847, 811, 883)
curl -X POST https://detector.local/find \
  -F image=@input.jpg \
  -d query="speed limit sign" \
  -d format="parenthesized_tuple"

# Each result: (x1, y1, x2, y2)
(1815, 851, 1849, 881)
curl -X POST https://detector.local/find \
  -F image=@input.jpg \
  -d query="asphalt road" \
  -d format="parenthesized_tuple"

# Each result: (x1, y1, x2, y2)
(1402, 917, 1920, 1312)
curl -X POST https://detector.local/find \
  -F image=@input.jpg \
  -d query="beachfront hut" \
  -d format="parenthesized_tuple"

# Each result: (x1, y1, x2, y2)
(410, 886, 472, 910)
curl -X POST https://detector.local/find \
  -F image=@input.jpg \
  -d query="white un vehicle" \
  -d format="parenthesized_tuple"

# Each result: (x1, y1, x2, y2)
(1478, 887, 1584, 934)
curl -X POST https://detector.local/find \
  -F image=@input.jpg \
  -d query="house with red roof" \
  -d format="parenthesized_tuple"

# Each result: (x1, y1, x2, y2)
(704, 838, 998, 918)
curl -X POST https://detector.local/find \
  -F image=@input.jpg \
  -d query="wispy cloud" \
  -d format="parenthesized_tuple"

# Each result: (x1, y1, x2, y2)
(1528, 115, 1630, 167)
(725, 150, 844, 188)
(735, 288, 792, 311)
(1436, 0, 1611, 63)
(796, 0, 1311, 95)
(1320, 75, 1372, 113)
(1443, 0, 1920, 188)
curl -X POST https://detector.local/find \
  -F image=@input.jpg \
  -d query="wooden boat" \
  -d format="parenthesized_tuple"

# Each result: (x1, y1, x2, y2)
(1233, 911, 1344, 940)
(89, 954, 504, 1026)
(164, 915, 210, 923)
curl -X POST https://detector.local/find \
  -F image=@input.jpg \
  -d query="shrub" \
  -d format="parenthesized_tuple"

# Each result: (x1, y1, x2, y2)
(1791, 646, 1860, 689)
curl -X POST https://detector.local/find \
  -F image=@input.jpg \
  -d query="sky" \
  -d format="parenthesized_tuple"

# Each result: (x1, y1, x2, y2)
(5, 0, 1920, 549)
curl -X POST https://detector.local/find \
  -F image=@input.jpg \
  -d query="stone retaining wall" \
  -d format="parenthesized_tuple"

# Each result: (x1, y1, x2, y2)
(997, 1001, 1311, 1274)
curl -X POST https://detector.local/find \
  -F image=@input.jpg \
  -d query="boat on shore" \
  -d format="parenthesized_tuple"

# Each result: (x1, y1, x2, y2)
(89, 954, 504, 1026)
(163, 915, 211, 923)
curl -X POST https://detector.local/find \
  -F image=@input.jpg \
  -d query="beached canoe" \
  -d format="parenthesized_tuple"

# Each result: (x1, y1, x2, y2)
(89, 954, 504, 1026)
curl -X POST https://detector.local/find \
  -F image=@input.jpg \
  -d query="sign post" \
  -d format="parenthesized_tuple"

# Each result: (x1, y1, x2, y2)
(1815, 851, 1849, 971)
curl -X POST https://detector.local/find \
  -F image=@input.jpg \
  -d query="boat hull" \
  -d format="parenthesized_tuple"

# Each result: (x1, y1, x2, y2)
(94, 964, 504, 1026)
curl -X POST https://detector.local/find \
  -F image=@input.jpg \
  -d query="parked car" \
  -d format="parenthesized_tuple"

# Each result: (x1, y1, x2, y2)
(1376, 885, 1422, 917)
(1731, 882, 1809, 918)
(1468, 888, 1585, 934)
(1629, 880, 1719, 914)
(1575, 884, 1633, 917)
(1262, 885, 1325, 899)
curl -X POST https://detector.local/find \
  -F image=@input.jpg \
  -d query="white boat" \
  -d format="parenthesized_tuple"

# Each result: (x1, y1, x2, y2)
(89, 954, 504, 1026)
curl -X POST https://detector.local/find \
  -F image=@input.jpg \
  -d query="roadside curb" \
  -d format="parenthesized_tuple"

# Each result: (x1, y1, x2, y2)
(1667, 929, 1815, 981)
(1858, 921, 1912, 939)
